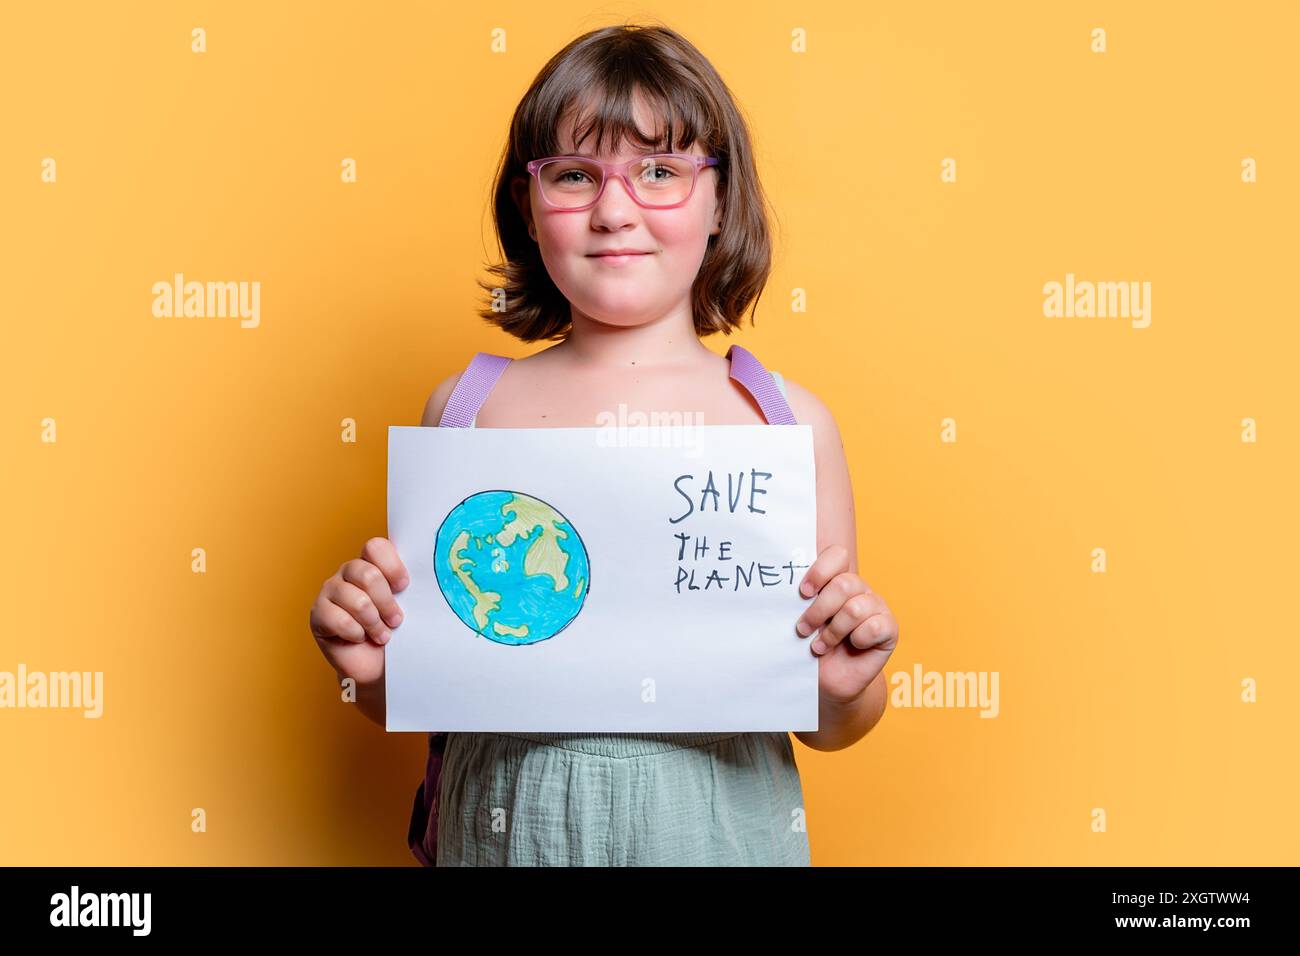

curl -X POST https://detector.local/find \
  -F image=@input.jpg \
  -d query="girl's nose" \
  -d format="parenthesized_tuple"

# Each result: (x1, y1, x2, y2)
(588, 174, 641, 228)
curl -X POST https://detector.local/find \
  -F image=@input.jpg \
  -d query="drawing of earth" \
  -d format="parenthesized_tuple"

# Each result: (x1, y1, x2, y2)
(433, 490, 590, 646)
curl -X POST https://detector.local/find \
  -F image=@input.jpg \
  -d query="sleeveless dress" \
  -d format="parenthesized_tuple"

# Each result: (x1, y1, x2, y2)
(406, 344, 811, 866)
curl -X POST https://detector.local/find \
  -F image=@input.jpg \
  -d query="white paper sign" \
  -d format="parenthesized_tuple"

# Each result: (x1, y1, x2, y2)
(385, 424, 818, 732)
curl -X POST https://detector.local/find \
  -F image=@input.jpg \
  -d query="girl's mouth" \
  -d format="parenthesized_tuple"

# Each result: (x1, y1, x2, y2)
(587, 252, 653, 266)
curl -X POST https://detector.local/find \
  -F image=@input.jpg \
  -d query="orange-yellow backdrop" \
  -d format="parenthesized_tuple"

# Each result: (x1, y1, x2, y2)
(2, 1, 1296, 865)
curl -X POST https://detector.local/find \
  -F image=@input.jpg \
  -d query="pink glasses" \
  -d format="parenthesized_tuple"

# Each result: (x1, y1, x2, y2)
(526, 153, 720, 210)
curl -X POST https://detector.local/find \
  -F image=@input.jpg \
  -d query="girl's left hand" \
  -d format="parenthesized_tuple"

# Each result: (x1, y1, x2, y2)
(795, 544, 899, 705)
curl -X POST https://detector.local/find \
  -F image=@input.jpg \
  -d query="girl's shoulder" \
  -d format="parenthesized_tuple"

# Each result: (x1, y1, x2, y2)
(420, 370, 464, 427)
(777, 374, 839, 436)
(419, 349, 532, 427)
(775, 374, 851, 487)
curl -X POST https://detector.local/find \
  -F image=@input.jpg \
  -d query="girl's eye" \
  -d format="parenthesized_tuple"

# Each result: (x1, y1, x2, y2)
(556, 169, 593, 184)
(637, 163, 678, 181)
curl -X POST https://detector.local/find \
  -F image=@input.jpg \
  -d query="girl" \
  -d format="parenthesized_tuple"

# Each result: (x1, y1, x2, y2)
(309, 23, 899, 866)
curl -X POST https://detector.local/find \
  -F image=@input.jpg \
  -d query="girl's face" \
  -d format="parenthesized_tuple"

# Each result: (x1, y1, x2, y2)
(512, 105, 722, 330)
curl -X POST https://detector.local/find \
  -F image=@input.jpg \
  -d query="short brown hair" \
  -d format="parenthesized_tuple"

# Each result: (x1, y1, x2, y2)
(476, 22, 778, 342)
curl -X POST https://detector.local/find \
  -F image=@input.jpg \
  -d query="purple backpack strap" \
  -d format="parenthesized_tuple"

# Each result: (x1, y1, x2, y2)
(409, 352, 510, 866)
(726, 344, 798, 425)
(437, 352, 512, 427)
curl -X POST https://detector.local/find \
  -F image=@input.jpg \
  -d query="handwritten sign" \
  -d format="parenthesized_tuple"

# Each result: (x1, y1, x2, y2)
(385, 424, 818, 732)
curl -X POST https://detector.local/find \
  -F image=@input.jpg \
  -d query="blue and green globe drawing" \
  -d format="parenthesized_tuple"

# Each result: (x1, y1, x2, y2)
(434, 490, 590, 646)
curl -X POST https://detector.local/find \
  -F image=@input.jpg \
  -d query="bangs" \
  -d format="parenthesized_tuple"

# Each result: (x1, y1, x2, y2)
(517, 48, 719, 160)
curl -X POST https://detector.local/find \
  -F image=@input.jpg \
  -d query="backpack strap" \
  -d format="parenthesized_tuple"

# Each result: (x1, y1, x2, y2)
(726, 344, 798, 425)
(438, 352, 512, 427)
(419, 350, 510, 858)
(407, 732, 447, 867)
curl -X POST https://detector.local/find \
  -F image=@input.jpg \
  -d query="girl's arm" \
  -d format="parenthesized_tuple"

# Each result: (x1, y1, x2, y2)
(783, 380, 893, 752)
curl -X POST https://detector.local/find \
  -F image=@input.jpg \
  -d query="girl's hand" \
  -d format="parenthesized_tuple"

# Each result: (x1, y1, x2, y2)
(309, 537, 409, 687)
(794, 544, 899, 706)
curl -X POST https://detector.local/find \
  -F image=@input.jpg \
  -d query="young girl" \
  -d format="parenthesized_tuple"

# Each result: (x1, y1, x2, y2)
(309, 23, 899, 866)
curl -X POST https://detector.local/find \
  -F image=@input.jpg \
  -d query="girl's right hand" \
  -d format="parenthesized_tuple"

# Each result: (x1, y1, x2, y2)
(309, 537, 409, 686)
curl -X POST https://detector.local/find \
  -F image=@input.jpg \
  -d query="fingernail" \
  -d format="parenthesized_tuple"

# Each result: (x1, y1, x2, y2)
(795, 621, 810, 636)
(800, 581, 813, 597)
(811, 640, 826, 655)
(393, 610, 404, 626)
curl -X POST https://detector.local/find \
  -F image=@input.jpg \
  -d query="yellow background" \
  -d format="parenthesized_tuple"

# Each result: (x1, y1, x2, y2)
(1, 1, 1296, 865)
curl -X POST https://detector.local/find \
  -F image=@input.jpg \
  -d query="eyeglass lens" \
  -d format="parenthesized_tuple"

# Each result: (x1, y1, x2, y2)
(536, 156, 699, 208)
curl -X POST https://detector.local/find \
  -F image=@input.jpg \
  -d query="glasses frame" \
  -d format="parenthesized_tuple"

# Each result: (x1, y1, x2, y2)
(525, 153, 720, 211)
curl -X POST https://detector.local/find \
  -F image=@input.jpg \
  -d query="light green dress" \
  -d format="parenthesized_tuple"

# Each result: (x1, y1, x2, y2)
(438, 371, 810, 866)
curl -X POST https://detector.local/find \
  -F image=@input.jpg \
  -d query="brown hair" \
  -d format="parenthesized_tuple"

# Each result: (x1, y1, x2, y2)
(476, 22, 778, 342)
